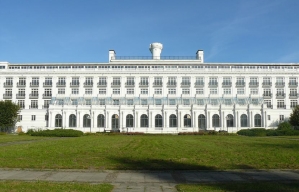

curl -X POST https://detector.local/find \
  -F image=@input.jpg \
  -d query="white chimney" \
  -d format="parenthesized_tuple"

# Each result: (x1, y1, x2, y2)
(196, 50, 204, 63)
(149, 42, 163, 60)
(109, 50, 116, 62)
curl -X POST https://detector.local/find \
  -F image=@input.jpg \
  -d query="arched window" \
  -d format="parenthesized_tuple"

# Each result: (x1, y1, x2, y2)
(198, 114, 206, 129)
(126, 114, 134, 127)
(55, 114, 62, 127)
(111, 114, 119, 129)
(184, 114, 191, 127)
(254, 114, 262, 127)
(155, 114, 163, 127)
(226, 114, 234, 127)
(69, 114, 76, 127)
(169, 114, 177, 127)
(97, 114, 105, 128)
(140, 114, 148, 127)
(240, 114, 247, 127)
(212, 114, 220, 127)
(83, 114, 91, 128)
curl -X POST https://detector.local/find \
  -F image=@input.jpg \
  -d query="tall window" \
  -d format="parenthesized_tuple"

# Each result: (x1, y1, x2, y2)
(83, 114, 91, 128)
(154, 77, 162, 86)
(198, 114, 206, 129)
(69, 114, 77, 127)
(55, 114, 62, 127)
(140, 77, 148, 86)
(212, 114, 220, 127)
(155, 114, 163, 127)
(169, 114, 177, 127)
(168, 77, 176, 86)
(209, 77, 217, 86)
(126, 114, 134, 127)
(31, 77, 39, 86)
(195, 77, 204, 86)
(240, 114, 248, 127)
(98, 77, 107, 86)
(97, 114, 105, 127)
(44, 77, 52, 86)
(181, 77, 190, 86)
(184, 114, 191, 127)
(111, 114, 119, 129)
(140, 114, 148, 127)
(85, 77, 93, 86)
(226, 114, 234, 127)
(71, 77, 79, 86)
(126, 77, 134, 86)
(254, 114, 261, 127)
(154, 88, 162, 95)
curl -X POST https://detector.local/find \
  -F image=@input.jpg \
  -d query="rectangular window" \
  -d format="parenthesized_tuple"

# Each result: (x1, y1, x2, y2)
(196, 88, 204, 94)
(224, 99, 232, 105)
(18, 77, 26, 86)
(127, 99, 133, 105)
(222, 77, 231, 86)
(276, 88, 284, 96)
(45, 114, 48, 121)
(154, 88, 162, 94)
(155, 99, 162, 105)
(113, 99, 119, 105)
(195, 77, 204, 86)
(140, 77, 149, 86)
(250, 77, 258, 86)
(85, 99, 91, 105)
(45, 77, 52, 86)
(277, 100, 285, 108)
(18, 89, 25, 96)
(58, 77, 66, 85)
(98, 77, 107, 85)
(168, 77, 176, 86)
(71, 77, 79, 86)
(209, 77, 218, 86)
(183, 99, 190, 105)
(71, 88, 79, 95)
(279, 115, 284, 121)
(31, 89, 38, 96)
(181, 77, 190, 86)
(113, 88, 120, 95)
(264, 100, 272, 108)
(290, 89, 297, 96)
(210, 88, 217, 94)
(58, 88, 65, 94)
(18, 100, 25, 109)
(168, 88, 176, 95)
(182, 88, 190, 94)
(268, 115, 271, 120)
(44, 89, 52, 97)
(44, 100, 50, 108)
(141, 89, 148, 95)
(85, 89, 92, 95)
(5, 77, 13, 86)
(237, 88, 245, 95)
(5, 89, 12, 96)
(236, 77, 245, 86)
(99, 99, 105, 105)
(289, 77, 297, 85)
(126, 77, 135, 86)
(30, 100, 38, 109)
(85, 77, 93, 86)
(169, 99, 176, 105)
(141, 99, 147, 105)
(276, 77, 284, 86)
(99, 89, 106, 94)
(223, 88, 231, 95)
(112, 77, 121, 86)
(127, 88, 134, 94)
(31, 77, 39, 86)
(17, 115, 22, 121)
(154, 77, 162, 86)
(250, 89, 258, 95)
(31, 115, 36, 121)
(291, 100, 298, 108)
(263, 89, 271, 96)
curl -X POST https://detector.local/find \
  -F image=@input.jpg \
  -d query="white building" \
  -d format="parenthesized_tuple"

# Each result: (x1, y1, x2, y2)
(0, 42, 298, 133)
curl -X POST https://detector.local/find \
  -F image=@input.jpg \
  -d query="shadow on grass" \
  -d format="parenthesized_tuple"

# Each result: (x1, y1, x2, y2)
(108, 156, 217, 170)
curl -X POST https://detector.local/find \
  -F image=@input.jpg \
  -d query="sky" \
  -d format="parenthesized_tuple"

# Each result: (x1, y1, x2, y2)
(0, 0, 299, 63)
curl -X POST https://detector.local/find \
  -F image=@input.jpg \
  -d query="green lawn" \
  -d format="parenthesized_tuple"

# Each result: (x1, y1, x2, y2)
(0, 134, 299, 170)
(0, 181, 113, 192)
(176, 182, 299, 192)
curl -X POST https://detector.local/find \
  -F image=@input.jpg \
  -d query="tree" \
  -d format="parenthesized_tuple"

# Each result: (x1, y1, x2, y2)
(0, 100, 20, 133)
(289, 105, 299, 128)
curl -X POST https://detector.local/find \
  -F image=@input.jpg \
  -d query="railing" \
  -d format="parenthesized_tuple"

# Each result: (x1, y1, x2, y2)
(3, 82, 13, 87)
(195, 82, 204, 86)
(70, 82, 80, 86)
(235, 82, 245, 86)
(263, 93, 272, 97)
(153, 82, 163, 86)
(289, 82, 298, 86)
(111, 82, 121, 86)
(125, 82, 135, 86)
(208, 82, 218, 86)
(222, 82, 232, 86)
(97, 82, 107, 86)
(181, 82, 191, 86)
(3, 94, 12, 99)
(275, 82, 285, 86)
(139, 82, 149, 86)
(56, 82, 66, 86)
(167, 82, 177, 86)
(30, 82, 39, 87)
(249, 82, 259, 86)
(114, 56, 197, 60)
(43, 82, 52, 87)
(277, 105, 286, 109)
(17, 82, 26, 87)
(29, 105, 38, 109)
(262, 82, 272, 86)
(84, 82, 93, 86)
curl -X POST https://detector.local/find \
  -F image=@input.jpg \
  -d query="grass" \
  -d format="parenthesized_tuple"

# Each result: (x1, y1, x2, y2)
(0, 134, 299, 170)
(0, 181, 113, 192)
(176, 182, 299, 192)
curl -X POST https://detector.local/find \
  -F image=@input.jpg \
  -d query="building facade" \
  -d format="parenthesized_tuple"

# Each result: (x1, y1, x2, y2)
(0, 43, 298, 133)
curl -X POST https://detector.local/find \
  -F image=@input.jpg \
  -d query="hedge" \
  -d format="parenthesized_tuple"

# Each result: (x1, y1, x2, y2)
(28, 129, 83, 137)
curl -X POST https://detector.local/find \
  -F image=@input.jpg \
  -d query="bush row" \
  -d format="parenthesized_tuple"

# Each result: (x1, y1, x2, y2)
(27, 129, 83, 137)
(237, 128, 299, 136)
(178, 130, 236, 135)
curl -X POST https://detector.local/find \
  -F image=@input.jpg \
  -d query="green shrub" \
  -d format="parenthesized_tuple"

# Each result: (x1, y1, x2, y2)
(0, 132, 7, 135)
(26, 129, 36, 135)
(237, 128, 267, 136)
(277, 121, 292, 131)
(30, 129, 83, 137)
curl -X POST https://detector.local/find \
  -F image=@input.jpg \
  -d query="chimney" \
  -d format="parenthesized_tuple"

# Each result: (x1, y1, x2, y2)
(149, 42, 163, 60)
(109, 50, 116, 62)
(196, 50, 204, 63)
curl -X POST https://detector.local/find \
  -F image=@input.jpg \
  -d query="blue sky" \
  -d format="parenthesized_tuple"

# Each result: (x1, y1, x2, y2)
(0, 0, 298, 63)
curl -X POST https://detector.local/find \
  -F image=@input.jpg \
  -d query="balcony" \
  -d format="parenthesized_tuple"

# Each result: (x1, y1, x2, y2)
(194, 82, 204, 87)
(289, 93, 298, 99)
(262, 82, 272, 87)
(16, 94, 25, 99)
(125, 82, 135, 87)
(275, 82, 285, 87)
(30, 82, 39, 87)
(181, 82, 191, 87)
(266, 105, 273, 109)
(56, 82, 66, 87)
(84, 82, 93, 87)
(3, 94, 12, 99)
(17, 82, 26, 87)
(289, 82, 298, 87)
(249, 82, 259, 87)
(29, 105, 38, 109)
(263, 93, 272, 98)
(235, 82, 245, 87)
(276, 93, 285, 99)
(111, 82, 121, 87)
(277, 105, 286, 109)
(208, 82, 218, 87)
(70, 82, 80, 87)
(43, 82, 52, 87)
(29, 94, 39, 99)
(167, 82, 177, 87)
(97, 82, 107, 87)
(153, 82, 163, 87)
(3, 82, 13, 88)
(139, 82, 149, 87)
(222, 82, 232, 87)
(42, 105, 49, 109)
(43, 94, 52, 99)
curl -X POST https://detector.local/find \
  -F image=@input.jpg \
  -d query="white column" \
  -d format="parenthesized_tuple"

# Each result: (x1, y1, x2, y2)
(49, 112, 52, 128)
(207, 111, 210, 129)
(107, 112, 109, 129)
(222, 111, 225, 130)
(265, 111, 267, 128)
(165, 111, 167, 128)
(136, 112, 139, 128)
(250, 111, 253, 127)
(120, 111, 123, 130)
